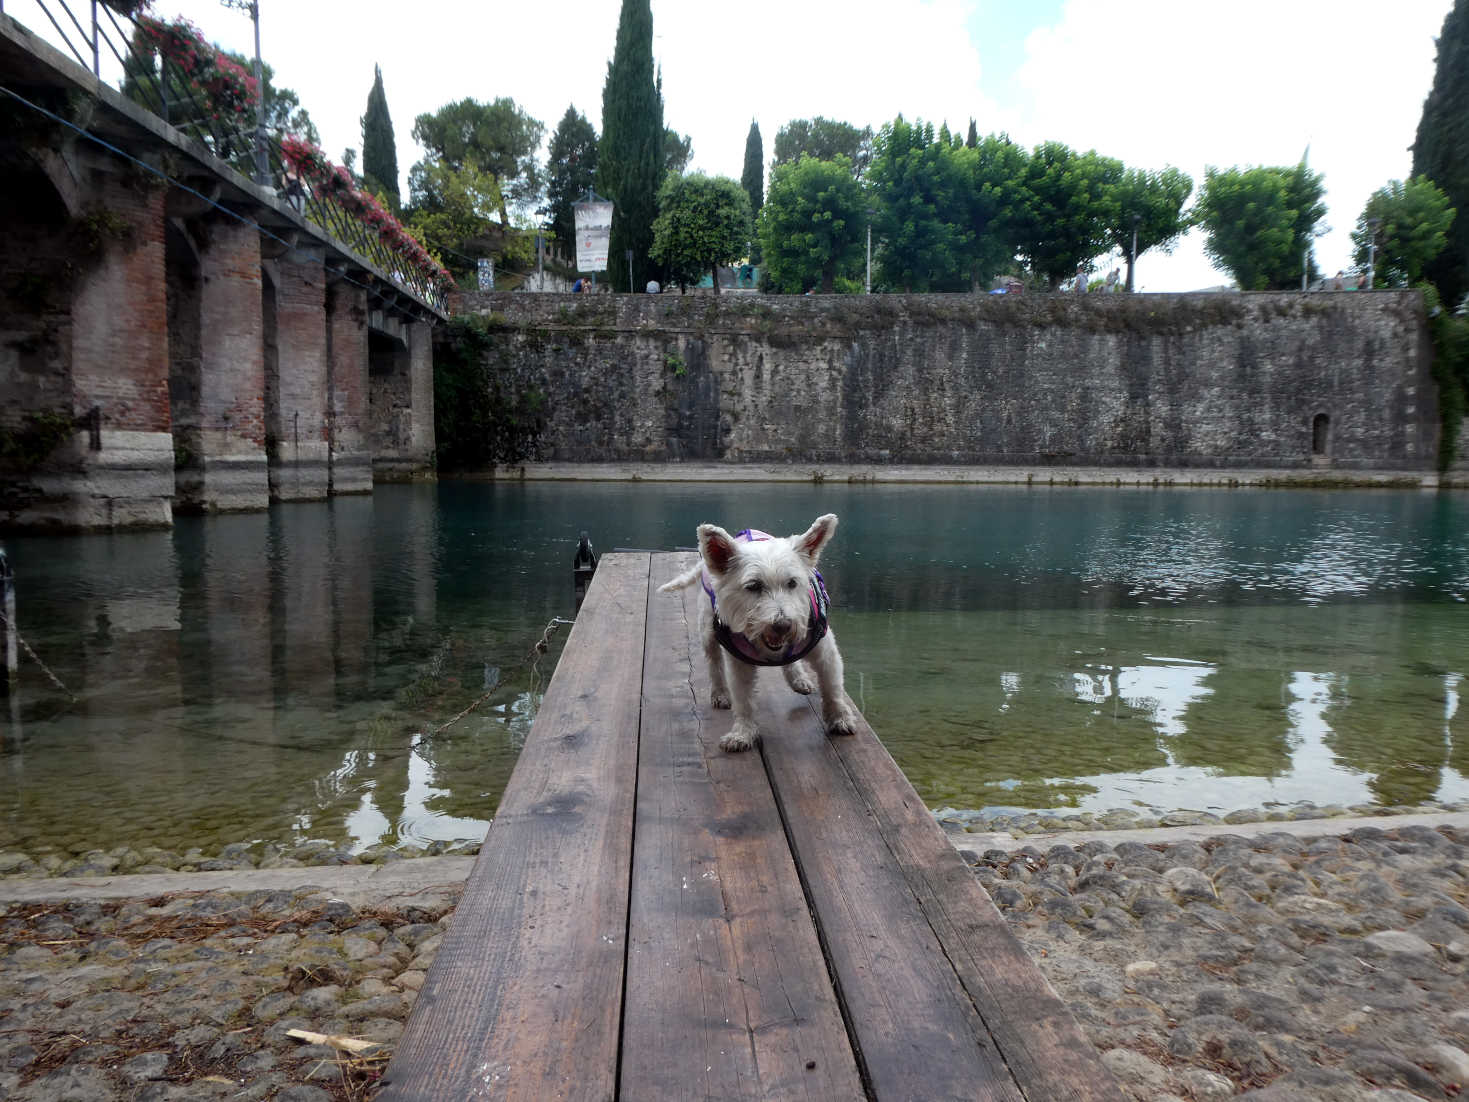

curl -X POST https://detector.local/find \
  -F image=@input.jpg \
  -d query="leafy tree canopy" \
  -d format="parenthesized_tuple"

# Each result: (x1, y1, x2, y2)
(541, 105, 599, 256)
(960, 133, 1029, 287)
(1412, 0, 1469, 306)
(650, 172, 751, 292)
(758, 154, 866, 293)
(1195, 163, 1325, 290)
(1014, 141, 1123, 288)
(1106, 166, 1193, 291)
(405, 159, 502, 282)
(664, 128, 693, 176)
(361, 64, 399, 210)
(1351, 176, 1456, 288)
(867, 117, 973, 292)
(773, 117, 873, 177)
(411, 97, 544, 226)
(741, 120, 764, 217)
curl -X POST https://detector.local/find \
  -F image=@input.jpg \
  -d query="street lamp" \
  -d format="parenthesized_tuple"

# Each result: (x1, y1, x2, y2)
(220, 0, 268, 186)
(865, 208, 874, 294)
(1127, 213, 1140, 292)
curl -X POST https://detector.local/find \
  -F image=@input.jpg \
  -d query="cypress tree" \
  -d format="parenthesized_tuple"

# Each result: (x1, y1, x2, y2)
(597, 0, 663, 291)
(741, 120, 763, 264)
(361, 64, 399, 211)
(1412, 0, 1469, 306)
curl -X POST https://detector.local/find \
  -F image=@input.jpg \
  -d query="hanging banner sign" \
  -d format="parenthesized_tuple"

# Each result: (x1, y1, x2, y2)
(572, 200, 613, 272)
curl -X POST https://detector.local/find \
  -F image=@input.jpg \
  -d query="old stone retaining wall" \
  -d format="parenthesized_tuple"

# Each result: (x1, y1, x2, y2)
(451, 290, 1439, 471)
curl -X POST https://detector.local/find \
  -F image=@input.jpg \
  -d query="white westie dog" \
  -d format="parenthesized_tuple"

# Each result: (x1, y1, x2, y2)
(659, 513, 858, 752)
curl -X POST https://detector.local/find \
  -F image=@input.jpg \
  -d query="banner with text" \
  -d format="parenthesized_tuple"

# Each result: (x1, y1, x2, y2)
(572, 200, 613, 272)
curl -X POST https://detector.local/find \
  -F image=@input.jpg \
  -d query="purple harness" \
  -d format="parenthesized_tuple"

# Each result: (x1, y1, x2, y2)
(701, 529, 830, 667)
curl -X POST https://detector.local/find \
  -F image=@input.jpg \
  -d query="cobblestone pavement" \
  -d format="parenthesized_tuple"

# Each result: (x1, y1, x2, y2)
(964, 823, 1469, 1101)
(1, 820, 1466, 1100)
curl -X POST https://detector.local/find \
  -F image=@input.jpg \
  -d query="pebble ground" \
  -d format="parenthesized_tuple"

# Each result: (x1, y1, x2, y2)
(1, 820, 1466, 1100)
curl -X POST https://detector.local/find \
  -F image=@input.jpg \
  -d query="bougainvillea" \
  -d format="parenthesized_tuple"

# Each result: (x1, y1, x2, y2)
(135, 15, 259, 125)
(279, 136, 452, 289)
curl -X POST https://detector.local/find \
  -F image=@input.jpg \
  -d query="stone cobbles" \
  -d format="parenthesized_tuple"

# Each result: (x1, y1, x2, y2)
(2, 819, 1467, 1099)
(0, 885, 457, 1101)
(961, 823, 1469, 1101)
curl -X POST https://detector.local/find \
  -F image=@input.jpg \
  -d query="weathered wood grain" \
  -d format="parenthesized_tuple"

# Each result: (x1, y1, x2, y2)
(376, 552, 650, 1102)
(758, 688, 1029, 1102)
(823, 704, 1128, 1101)
(619, 553, 862, 1101)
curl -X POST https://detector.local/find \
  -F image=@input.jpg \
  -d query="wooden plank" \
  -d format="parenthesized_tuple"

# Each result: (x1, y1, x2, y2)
(822, 707, 1127, 1102)
(377, 552, 650, 1102)
(759, 690, 1029, 1102)
(619, 553, 863, 1101)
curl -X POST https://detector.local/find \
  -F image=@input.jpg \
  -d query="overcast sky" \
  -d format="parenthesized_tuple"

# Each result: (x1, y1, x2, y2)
(39, 0, 1457, 290)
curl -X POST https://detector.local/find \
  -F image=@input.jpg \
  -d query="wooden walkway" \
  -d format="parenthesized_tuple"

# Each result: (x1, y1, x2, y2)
(377, 552, 1123, 1101)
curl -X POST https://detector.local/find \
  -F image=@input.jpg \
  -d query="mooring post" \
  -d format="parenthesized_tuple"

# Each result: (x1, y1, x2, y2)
(1, 544, 16, 698)
(572, 533, 598, 611)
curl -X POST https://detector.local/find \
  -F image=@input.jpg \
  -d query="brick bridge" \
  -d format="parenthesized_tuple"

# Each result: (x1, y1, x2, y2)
(0, 5, 445, 530)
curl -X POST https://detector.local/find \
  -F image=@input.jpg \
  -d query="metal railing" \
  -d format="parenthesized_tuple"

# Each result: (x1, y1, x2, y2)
(2, 0, 452, 309)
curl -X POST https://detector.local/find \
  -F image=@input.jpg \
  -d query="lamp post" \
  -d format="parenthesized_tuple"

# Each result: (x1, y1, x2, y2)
(220, 0, 267, 186)
(626, 249, 634, 294)
(1127, 213, 1140, 292)
(865, 208, 874, 294)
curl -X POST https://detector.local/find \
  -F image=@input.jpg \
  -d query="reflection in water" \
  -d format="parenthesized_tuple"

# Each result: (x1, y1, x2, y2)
(0, 482, 1466, 858)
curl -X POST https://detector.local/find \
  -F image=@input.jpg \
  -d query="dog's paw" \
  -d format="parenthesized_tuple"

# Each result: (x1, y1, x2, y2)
(786, 671, 816, 695)
(710, 688, 732, 710)
(826, 707, 858, 738)
(719, 729, 755, 752)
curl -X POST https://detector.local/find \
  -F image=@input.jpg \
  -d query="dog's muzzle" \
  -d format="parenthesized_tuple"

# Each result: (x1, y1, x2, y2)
(710, 573, 830, 667)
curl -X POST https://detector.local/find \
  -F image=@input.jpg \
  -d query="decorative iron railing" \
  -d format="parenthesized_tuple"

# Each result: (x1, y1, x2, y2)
(0, 0, 453, 309)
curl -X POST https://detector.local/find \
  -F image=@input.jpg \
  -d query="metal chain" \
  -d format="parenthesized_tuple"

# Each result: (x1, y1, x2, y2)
(0, 610, 76, 701)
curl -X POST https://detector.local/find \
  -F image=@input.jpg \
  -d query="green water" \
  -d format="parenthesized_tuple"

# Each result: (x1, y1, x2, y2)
(1, 482, 1465, 858)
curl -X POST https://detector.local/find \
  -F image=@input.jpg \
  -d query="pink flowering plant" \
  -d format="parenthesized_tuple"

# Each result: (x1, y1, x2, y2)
(135, 15, 259, 125)
(278, 136, 453, 290)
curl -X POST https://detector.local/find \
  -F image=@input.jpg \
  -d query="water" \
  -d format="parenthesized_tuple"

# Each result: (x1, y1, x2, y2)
(1, 482, 1466, 859)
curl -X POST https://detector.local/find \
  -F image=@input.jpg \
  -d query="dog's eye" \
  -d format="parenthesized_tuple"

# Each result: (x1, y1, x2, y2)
(744, 580, 764, 593)
(786, 578, 799, 589)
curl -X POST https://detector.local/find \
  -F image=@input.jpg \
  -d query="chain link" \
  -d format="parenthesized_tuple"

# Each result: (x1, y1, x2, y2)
(0, 610, 76, 701)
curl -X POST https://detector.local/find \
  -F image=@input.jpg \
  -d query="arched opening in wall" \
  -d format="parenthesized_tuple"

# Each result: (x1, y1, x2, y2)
(1312, 413, 1331, 460)
(166, 218, 204, 509)
(0, 163, 74, 445)
(261, 267, 281, 499)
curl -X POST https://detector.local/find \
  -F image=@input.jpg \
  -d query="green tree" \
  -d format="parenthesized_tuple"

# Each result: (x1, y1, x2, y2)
(650, 172, 751, 293)
(1195, 163, 1325, 290)
(411, 97, 544, 227)
(1107, 166, 1193, 291)
(1412, 0, 1469, 306)
(867, 117, 972, 292)
(541, 105, 599, 259)
(1013, 142, 1123, 288)
(758, 154, 866, 293)
(664, 128, 693, 176)
(405, 159, 502, 282)
(598, 0, 664, 291)
(773, 117, 873, 177)
(965, 119, 978, 149)
(1352, 177, 1456, 288)
(961, 133, 1029, 288)
(361, 64, 399, 210)
(741, 120, 764, 263)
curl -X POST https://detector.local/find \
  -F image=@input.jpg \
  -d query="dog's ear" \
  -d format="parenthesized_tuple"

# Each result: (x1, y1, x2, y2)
(792, 513, 838, 566)
(698, 523, 741, 576)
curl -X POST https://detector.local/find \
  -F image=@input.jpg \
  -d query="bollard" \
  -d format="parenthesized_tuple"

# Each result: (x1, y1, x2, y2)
(572, 532, 598, 611)
(1, 544, 15, 698)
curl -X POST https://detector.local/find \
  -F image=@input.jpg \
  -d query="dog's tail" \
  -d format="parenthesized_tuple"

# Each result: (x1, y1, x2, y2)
(657, 562, 703, 593)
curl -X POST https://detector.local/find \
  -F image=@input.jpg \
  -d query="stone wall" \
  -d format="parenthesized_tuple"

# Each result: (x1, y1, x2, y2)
(453, 290, 1440, 471)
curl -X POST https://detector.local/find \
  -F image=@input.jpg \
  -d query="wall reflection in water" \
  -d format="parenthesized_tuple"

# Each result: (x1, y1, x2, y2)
(1, 481, 1466, 859)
